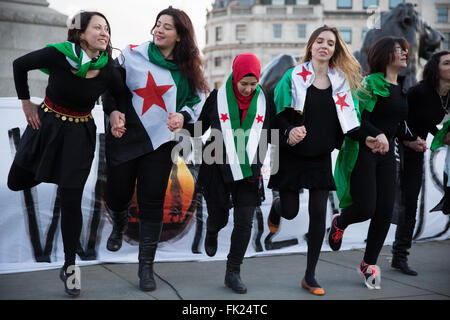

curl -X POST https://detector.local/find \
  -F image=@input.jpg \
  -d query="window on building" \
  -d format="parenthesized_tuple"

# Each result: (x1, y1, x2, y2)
(296, 0, 308, 4)
(272, 0, 285, 5)
(339, 28, 352, 44)
(438, 7, 449, 23)
(362, 27, 369, 40)
(297, 24, 306, 38)
(443, 33, 450, 50)
(214, 57, 222, 67)
(363, 0, 378, 8)
(389, 0, 403, 9)
(273, 24, 282, 38)
(337, 0, 352, 9)
(236, 24, 247, 40)
(215, 26, 223, 41)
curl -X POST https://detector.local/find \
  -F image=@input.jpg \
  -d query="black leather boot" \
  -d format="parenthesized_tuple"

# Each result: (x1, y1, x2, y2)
(224, 267, 247, 294)
(204, 231, 218, 257)
(391, 257, 418, 276)
(138, 219, 162, 291)
(106, 208, 129, 252)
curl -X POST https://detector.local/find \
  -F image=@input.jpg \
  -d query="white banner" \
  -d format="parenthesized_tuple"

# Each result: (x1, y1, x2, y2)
(0, 97, 449, 274)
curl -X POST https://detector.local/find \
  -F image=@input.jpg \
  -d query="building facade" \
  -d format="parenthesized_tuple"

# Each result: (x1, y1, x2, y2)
(203, 0, 450, 89)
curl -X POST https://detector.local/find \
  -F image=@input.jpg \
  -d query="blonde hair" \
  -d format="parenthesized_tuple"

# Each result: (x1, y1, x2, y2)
(302, 25, 364, 96)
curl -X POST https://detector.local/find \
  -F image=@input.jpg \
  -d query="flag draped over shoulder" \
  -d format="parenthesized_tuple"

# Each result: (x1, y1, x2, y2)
(41, 41, 108, 78)
(431, 119, 450, 151)
(334, 72, 390, 208)
(118, 41, 205, 151)
(217, 73, 267, 181)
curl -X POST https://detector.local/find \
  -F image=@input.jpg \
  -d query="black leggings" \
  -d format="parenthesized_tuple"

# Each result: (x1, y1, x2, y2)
(276, 188, 329, 283)
(8, 163, 83, 270)
(337, 143, 396, 265)
(105, 142, 175, 223)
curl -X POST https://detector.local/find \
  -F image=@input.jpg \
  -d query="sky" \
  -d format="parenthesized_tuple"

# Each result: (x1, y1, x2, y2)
(47, 0, 214, 57)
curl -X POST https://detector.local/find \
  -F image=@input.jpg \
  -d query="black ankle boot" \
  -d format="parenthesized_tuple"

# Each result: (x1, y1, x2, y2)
(106, 208, 129, 252)
(59, 267, 81, 297)
(205, 231, 218, 257)
(224, 268, 247, 294)
(391, 258, 418, 276)
(138, 220, 162, 291)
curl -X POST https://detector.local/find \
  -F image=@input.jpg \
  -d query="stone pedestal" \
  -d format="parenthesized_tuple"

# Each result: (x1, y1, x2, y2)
(0, 0, 67, 97)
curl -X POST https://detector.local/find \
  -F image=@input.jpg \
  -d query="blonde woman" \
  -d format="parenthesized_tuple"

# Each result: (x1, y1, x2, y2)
(267, 25, 368, 295)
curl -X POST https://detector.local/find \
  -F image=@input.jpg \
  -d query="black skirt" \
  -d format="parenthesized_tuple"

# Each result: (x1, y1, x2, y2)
(12, 103, 96, 189)
(268, 147, 335, 191)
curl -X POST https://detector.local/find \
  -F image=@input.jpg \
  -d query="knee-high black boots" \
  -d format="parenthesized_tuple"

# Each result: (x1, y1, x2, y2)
(138, 219, 163, 291)
(106, 208, 129, 252)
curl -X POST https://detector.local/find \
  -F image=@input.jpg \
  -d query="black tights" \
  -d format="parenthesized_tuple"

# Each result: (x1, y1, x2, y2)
(8, 163, 83, 271)
(274, 188, 329, 287)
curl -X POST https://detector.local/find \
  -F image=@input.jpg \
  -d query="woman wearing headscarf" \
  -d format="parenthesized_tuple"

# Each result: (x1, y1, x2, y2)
(177, 52, 276, 294)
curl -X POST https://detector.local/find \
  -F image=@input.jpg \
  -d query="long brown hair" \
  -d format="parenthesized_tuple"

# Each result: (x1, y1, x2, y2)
(67, 11, 114, 64)
(152, 7, 209, 94)
(302, 25, 364, 94)
(423, 50, 450, 90)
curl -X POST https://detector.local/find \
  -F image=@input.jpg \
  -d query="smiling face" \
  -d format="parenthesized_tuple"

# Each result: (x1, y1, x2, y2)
(152, 14, 180, 52)
(439, 54, 450, 82)
(237, 75, 258, 97)
(79, 15, 110, 52)
(310, 30, 336, 64)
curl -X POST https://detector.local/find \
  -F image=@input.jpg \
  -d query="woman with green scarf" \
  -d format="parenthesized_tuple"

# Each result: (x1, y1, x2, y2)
(8, 11, 128, 297)
(329, 37, 419, 290)
(102, 7, 209, 292)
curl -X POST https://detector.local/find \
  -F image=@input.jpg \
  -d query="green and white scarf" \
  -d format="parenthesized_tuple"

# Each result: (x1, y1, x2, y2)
(41, 41, 108, 78)
(217, 73, 267, 181)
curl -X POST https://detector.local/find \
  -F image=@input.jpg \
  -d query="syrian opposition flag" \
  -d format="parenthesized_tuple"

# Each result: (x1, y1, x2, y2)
(290, 61, 360, 134)
(216, 74, 267, 181)
(118, 42, 205, 151)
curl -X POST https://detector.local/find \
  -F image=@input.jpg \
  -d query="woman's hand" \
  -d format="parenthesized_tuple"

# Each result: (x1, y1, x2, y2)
(288, 126, 306, 146)
(404, 137, 427, 152)
(22, 100, 41, 130)
(374, 133, 389, 154)
(110, 110, 126, 138)
(167, 112, 184, 132)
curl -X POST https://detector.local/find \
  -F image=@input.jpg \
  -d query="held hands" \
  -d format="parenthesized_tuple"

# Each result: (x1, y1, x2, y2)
(365, 133, 389, 154)
(22, 100, 41, 130)
(110, 111, 126, 138)
(404, 137, 428, 152)
(167, 112, 184, 132)
(288, 126, 307, 146)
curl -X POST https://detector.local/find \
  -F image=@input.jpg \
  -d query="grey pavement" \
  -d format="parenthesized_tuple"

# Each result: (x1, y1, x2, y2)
(0, 239, 449, 301)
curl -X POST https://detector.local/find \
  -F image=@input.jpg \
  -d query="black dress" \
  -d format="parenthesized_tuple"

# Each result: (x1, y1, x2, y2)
(268, 85, 343, 191)
(12, 46, 127, 188)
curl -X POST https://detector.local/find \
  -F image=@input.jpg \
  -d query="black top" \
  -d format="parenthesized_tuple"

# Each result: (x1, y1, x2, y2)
(13, 46, 127, 114)
(406, 81, 449, 140)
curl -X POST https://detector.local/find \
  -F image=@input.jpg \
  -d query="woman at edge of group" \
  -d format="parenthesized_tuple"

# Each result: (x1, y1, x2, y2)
(8, 11, 127, 297)
(329, 36, 423, 290)
(266, 25, 369, 296)
(102, 7, 208, 292)
(173, 52, 276, 294)
(392, 50, 450, 275)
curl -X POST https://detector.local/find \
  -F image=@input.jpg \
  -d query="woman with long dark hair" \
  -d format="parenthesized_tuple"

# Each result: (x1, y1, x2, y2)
(329, 36, 420, 289)
(391, 50, 450, 275)
(8, 11, 127, 297)
(102, 7, 208, 292)
(266, 25, 366, 295)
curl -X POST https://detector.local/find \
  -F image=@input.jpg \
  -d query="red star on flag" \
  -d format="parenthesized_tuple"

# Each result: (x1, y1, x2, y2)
(220, 113, 229, 123)
(129, 44, 139, 51)
(297, 66, 312, 82)
(256, 114, 264, 123)
(336, 93, 350, 112)
(133, 71, 173, 115)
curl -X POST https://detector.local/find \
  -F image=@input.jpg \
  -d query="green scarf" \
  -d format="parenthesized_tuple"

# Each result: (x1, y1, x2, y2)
(147, 42, 200, 111)
(334, 73, 390, 208)
(41, 41, 108, 78)
(431, 119, 450, 151)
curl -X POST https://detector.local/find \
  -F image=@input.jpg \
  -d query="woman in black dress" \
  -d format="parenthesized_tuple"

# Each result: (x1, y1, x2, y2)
(8, 11, 127, 297)
(267, 26, 365, 295)
(392, 50, 450, 275)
